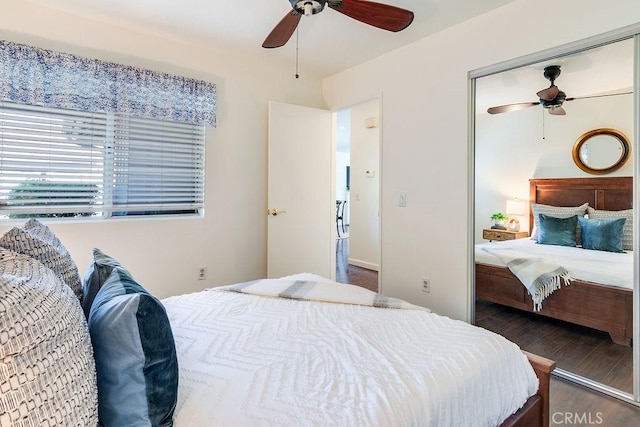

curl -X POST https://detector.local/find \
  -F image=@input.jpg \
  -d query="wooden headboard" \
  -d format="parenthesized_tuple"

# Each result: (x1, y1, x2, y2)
(529, 177, 633, 234)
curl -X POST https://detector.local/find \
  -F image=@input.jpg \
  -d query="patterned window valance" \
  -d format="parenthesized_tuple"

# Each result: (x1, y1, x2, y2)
(0, 40, 216, 126)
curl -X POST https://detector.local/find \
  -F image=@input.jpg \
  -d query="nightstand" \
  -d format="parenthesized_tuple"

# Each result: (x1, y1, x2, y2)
(483, 229, 529, 242)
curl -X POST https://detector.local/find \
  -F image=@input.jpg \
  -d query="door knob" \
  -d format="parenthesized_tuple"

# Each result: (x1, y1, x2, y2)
(268, 208, 287, 216)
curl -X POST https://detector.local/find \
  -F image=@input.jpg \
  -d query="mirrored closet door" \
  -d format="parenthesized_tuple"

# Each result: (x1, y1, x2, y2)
(471, 35, 638, 402)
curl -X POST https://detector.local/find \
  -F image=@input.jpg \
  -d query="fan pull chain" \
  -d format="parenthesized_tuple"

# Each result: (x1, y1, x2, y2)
(295, 28, 299, 79)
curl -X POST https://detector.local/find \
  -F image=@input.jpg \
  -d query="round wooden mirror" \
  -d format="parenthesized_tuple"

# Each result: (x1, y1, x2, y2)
(572, 128, 630, 175)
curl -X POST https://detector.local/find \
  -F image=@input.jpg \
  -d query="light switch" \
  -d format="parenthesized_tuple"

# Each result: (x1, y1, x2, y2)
(399, 193, 407, 207)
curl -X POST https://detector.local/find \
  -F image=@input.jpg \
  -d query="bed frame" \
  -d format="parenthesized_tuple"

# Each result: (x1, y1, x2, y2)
(502, 352, 555, 427)
(476, 177, 634, 346)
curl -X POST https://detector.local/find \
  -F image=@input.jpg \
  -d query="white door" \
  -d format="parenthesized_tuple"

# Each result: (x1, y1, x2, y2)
(267, 101, 334, 278)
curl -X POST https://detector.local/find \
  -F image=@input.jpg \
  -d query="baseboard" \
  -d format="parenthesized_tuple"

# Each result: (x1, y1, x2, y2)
(347, 258, 379, 272)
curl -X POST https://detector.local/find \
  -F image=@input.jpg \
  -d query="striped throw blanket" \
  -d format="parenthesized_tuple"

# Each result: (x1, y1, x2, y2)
(482, 247, 572, 311)
(216, 278, 430, 312)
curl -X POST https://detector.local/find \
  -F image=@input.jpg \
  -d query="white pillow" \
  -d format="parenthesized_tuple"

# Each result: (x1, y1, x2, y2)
(0, 220, 82, 302)
(0, 248, 98, 426)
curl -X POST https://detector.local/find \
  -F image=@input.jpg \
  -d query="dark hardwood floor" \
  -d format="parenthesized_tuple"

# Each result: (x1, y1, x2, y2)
(335, 233, 378, 292)
(334, 238, 640, 424)
(476, 299, 633, 394)
(550, 377, 640, 426)
(477, 299, 640, 425)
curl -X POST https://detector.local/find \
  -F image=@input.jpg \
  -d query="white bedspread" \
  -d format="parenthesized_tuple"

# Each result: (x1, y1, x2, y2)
(162, 277, 538, 427)
(476, 238, 633, 290)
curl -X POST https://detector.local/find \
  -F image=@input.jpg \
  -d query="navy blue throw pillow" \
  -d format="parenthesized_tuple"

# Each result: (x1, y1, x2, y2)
(88, 264, 178, 427)
(537, 214, 578, 247)
(578, 216, 626, 253)
(81, 248, 125, 319)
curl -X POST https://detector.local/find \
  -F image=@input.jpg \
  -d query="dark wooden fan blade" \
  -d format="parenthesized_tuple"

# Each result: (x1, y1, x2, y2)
(549, 106, 566, 115)
(329, 0, 414, 32)
(536, 85, 559, 101)
(487, 102, 539, 115)
(565, 91, 633, 103)
(262, 11, 301, 48)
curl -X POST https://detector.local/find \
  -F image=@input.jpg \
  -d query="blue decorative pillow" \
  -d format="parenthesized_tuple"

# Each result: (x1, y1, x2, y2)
(587, 207, 633, 251)
(537, 214, 578, 247)
(578, 216, 626, 253)
(88, 262, 178, 427)
(531, 203, 588, 244)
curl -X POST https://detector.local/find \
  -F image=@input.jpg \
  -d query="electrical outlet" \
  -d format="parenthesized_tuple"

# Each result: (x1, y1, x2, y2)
(198, 266, 207, 280)
(422, 277, 430, 293)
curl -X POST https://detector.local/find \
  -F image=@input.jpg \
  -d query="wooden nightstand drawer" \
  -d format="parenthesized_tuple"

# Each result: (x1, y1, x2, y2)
(483, 229, 529, 241)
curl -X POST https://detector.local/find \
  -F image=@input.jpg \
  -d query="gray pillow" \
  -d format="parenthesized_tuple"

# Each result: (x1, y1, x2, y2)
(578, 216, 626, 253)
(0, 220, 82, 302)
(531, 203, 588, 244)
(538, 214, 578, 247)
(587, 207, 633, 251)
(0, 247, 98, 426)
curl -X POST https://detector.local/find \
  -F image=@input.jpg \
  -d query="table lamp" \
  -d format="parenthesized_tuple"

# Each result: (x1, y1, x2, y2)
(506, 199, 527, 232)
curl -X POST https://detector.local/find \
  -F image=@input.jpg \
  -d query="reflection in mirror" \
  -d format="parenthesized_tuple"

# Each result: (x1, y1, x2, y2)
(573, 128, 630, 174)
(473, 37, 635, 397)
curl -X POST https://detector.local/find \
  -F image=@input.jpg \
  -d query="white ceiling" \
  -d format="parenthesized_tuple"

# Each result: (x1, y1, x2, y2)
(23, 0, 517, 78)
(19, 0, 633, 119)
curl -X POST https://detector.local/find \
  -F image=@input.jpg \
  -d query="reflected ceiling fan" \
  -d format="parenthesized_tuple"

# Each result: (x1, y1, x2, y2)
(262, 0, 414, 48)
(487, 65, 631, 116)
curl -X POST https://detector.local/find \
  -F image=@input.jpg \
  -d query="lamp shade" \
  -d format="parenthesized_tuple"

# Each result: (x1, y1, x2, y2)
(506, 199, 527, 215)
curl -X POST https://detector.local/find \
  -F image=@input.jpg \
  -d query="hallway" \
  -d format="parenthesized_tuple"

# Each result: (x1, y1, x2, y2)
(335, 232, 378, 292)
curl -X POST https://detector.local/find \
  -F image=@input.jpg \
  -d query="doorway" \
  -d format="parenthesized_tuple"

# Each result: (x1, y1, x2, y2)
(334, 99, 380, 292)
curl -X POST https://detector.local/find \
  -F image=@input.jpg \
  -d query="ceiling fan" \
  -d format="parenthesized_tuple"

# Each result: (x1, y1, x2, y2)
(262, 0, 414, 49)
(487, 65, 631, 116)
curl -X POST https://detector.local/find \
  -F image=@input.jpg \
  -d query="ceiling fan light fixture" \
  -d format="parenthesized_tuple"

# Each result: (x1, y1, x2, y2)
(291, 0, 326, 16)
(486, 64, 630, 117)
(536, 85, 559, 101)
(265, 0, 414, 50)
(540, 90, 566, 109)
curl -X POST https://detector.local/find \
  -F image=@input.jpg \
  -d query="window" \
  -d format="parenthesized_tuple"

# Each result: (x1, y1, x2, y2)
(0, 101, 205, 219)
(0, 40, 215, 220)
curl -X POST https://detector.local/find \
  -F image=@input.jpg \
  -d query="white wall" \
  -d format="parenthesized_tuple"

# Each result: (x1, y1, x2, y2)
(475, 91, 634, 242)
(322, 0, 640, 320)
(348, 99, 380, 270)
(0, 1, 326, 298)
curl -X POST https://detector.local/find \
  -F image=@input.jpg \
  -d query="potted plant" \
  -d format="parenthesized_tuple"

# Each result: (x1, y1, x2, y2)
(490, 212, 509, 230)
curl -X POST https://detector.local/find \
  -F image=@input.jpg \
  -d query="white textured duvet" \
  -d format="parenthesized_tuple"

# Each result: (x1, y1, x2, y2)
(162, 278, 538, 427)
(476, 238, 634, 290)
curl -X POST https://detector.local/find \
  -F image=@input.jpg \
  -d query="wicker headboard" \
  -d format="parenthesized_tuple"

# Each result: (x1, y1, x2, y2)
(528, 177, 633, 234)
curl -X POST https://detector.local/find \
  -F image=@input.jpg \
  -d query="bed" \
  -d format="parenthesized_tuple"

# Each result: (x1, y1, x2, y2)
(475, 176, 634, 346)
(0, 221, 555, 427)
(163, 276, 554, 426)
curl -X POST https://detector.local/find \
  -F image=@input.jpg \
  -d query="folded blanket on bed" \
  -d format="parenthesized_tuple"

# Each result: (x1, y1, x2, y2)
(482, 247, 571, 311)
(215, 279, 431, 312)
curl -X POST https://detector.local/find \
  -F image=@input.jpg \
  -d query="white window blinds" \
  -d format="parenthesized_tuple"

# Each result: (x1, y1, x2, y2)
(110, 115, 205, 216)
(0, 101, 205, 219)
